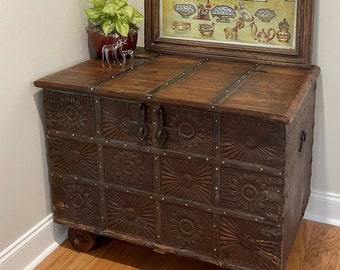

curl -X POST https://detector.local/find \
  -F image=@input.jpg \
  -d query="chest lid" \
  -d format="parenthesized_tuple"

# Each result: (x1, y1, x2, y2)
(34, 53, 320, 123)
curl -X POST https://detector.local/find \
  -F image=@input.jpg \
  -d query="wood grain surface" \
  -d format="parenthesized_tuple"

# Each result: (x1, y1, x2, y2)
(36, 219, 340, 270)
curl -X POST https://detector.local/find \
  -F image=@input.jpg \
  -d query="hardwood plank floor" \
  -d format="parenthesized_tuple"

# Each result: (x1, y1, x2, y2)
(36, 219, 340, 270)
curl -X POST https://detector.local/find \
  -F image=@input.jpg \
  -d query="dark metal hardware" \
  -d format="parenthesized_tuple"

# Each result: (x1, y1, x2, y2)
(156, 106, 167, 146)
(298, 131, 307, 152)
(137, 103, 148, 141)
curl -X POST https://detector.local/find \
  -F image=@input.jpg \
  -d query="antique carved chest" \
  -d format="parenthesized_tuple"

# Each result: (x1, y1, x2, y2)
(34, 52, 320, 270)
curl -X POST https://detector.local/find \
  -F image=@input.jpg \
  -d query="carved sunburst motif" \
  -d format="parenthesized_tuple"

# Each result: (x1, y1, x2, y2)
(53, 182, 99, 226)
(102, 100, 139, 141)
(161, 158, 212, 204)
(169, 209, 204, 246)
(169, 112, 204, 149)
(220, 217, 281, 270)
(227, 173, 267, 213)
(63, 184, 93, 211)
(49, 138, 97, 179)
(111, 151, 145, 185)
(55, 97, 88, 130)
(105, 191, 155, 238)
(221, 118, 284, 165)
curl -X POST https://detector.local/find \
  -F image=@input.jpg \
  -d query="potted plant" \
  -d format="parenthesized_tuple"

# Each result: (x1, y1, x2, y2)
(85, 0, 144, 59)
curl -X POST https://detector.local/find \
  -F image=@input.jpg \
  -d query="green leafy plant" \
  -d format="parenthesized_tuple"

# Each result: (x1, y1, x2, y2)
(85, 0, 144, 37)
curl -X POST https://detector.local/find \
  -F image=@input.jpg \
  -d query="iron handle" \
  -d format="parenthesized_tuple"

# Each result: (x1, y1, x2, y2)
(298, 131, 307, 152)
(137, 103, 148, 141)
(156, 106, 167, 146)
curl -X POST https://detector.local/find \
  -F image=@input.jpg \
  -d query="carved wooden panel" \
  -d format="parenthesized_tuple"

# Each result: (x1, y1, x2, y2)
(105, 190, 155, 239)
(163, 106, 214, 156)
(44, 90, 96, 136)
(48, 137, 98, 180)
(221, 117, 285, 167)
(161, 203, 213, 254)
(52, 177, 100, 227)
(160, 157, 213, 205)
(101, 99, 149, 143)
(103, 147, 154, 192)
(219, 216, 281, 270)
(220, 168, 284, 223)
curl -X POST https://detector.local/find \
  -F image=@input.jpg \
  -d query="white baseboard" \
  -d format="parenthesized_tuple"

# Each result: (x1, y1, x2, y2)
(304, 190, 340, 227)
(0, 214, 67, 270)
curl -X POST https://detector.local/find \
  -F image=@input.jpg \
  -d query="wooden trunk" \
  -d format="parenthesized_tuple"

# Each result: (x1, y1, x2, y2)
(34, 52, 320, 270)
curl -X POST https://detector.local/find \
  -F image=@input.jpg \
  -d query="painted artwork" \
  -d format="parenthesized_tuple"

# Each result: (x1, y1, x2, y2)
(161, 0, 297, 49)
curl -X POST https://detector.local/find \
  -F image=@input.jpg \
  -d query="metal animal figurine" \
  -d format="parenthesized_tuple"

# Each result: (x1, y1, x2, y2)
(101, 33, 121, 68)
(101, 34, 134, 69)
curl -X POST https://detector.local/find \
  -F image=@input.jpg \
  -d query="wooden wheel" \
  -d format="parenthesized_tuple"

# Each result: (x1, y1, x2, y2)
(68, 228, 97, 252)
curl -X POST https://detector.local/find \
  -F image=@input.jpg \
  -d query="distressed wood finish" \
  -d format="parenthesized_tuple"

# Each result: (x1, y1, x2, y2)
(36, 220, 340, 270)
(34, 52, 320, 270)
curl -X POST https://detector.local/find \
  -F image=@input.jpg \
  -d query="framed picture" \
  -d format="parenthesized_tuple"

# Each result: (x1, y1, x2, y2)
(145, 0, 315, 67)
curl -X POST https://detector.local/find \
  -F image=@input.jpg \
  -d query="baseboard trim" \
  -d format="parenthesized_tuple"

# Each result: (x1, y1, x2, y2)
(0, 214, 67, 270)
(304, 190, 340, 227)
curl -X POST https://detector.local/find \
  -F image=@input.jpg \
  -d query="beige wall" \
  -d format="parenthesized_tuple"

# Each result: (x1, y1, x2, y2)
(311, 0, 340, 195)
(0, 0, 90, 252)
(0, 0, 338, 256)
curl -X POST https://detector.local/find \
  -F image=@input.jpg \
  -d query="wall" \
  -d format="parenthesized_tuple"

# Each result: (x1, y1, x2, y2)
(311, 0, 340, 194)
(0, 0, 90, 261)
(0, 0, 339, 268)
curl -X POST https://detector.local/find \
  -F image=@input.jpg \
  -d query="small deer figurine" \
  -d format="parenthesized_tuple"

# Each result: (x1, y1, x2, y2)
(117, 36, 134, 69)
(101, 34, 134, 69)
(101, 33, 121, 68)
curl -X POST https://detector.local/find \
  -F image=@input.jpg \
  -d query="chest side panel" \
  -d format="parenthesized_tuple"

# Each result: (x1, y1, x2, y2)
(282, 83, 317, 265)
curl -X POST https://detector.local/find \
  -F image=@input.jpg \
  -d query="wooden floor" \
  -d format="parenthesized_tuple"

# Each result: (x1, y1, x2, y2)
(36, 219, 340, 270)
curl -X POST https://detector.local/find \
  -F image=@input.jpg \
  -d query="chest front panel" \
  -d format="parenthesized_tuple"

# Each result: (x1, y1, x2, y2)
(37, 56, 319, 270)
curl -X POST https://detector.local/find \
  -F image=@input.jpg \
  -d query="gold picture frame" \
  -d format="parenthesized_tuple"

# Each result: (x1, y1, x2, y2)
(145, 0, 315, 67)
